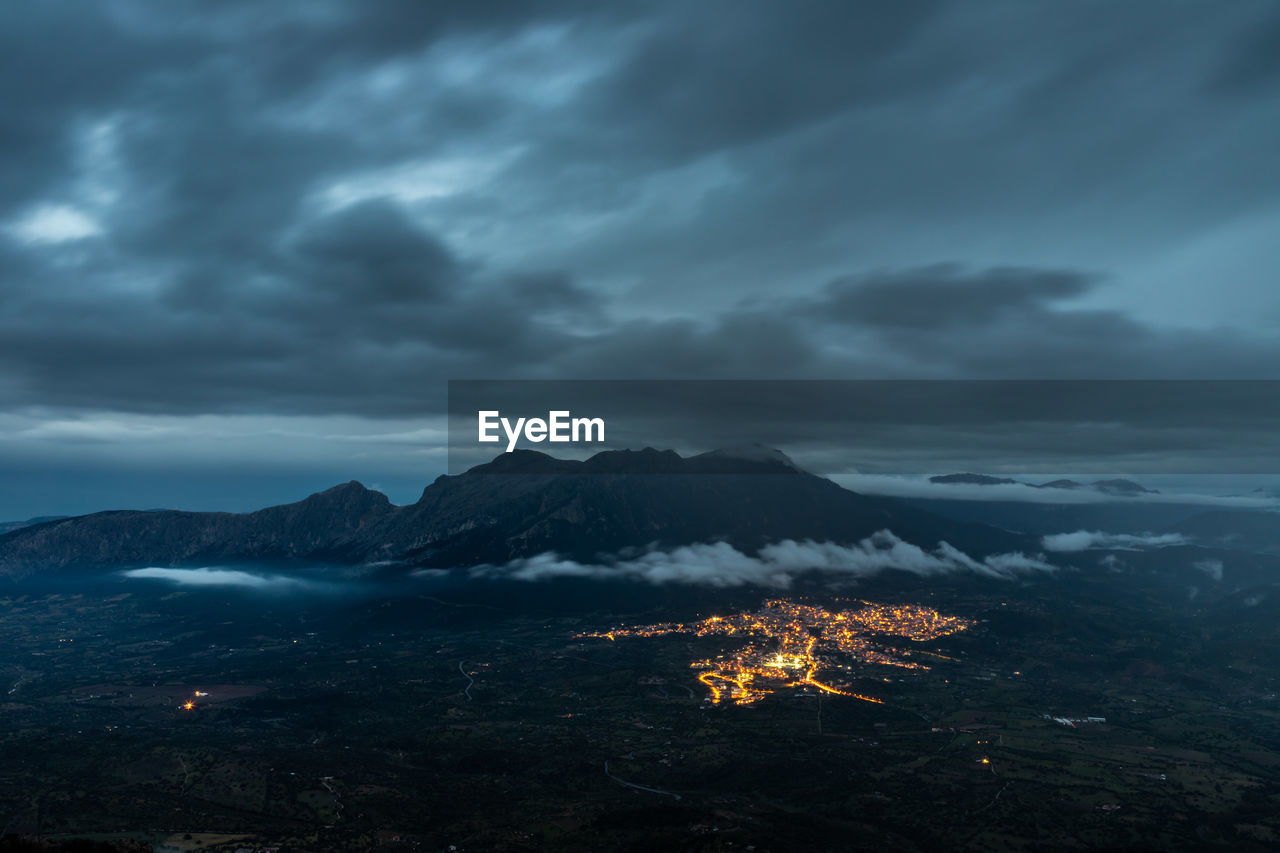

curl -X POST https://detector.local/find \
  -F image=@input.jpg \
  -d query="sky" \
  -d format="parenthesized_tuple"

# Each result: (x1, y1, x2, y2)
(3, 1, 1280, 518)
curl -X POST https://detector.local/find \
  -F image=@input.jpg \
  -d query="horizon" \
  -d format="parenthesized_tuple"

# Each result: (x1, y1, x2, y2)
(9, 441, 1280, 520)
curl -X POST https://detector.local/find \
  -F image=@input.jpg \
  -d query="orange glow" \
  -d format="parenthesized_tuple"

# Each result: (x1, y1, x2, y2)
(579, 599, 972, 706)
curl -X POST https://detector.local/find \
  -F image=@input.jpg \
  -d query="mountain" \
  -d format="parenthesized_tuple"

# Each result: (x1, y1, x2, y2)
(0, 448, 1031, 577)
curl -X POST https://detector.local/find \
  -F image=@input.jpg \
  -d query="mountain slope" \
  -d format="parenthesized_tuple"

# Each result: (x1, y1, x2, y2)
(1163, 509, 1280, 555)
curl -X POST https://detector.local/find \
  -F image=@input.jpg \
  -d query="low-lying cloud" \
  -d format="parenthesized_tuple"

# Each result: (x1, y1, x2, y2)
(1193, 558, 1224, 582)
(1041, 531, 1188, 552)
(122, 566, 319, 590)
(472, 530, 1055, 588)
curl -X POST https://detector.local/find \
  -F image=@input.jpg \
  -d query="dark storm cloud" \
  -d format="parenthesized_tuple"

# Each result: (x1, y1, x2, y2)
(2, 0, 1280, 420)
(810, 266, 1094, 330)
(557, 265, 1280, 383)
(4, 244, 1280, 418)
(571, 1, 944, 162)
(780, 266, 1280, 380)
(0, 3, 204, 216)
(290, 200, 459, 302)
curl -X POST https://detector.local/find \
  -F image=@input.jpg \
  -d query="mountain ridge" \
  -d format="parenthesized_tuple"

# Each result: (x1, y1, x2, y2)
(0, 448, 1030, 577)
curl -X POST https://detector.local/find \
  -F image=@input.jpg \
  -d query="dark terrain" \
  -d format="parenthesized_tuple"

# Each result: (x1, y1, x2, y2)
(2, 453, 1279, 850)
(2, 570, 1279, 852)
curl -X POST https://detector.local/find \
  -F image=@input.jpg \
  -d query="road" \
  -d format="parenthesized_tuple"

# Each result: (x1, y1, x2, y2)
(458, 660, 474, 701)
(603, 760, 681, 800)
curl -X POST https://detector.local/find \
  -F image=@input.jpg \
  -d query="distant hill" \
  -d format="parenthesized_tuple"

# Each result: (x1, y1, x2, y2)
(927, 473, 1158, 495)
(1037, 479, 1084, 490)
(0, 516, 68, 536)
(1088, 478, 1158, 496)
(928, 473, 1019, 486)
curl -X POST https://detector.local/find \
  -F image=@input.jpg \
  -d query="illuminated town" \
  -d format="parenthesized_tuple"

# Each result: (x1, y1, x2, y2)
(580, 599, 975, 705)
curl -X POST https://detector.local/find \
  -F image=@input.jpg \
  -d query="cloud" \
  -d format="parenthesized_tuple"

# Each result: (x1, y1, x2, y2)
(809, 266, 1093, 331)
(1041, 531, 1188, 552)
(122, 566, 319, 590)
(472, 529, 1055, 587)
(1193, 559, 1224, 582)
(1, 5, 1280, 424)
(8, 204, 103, 244)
